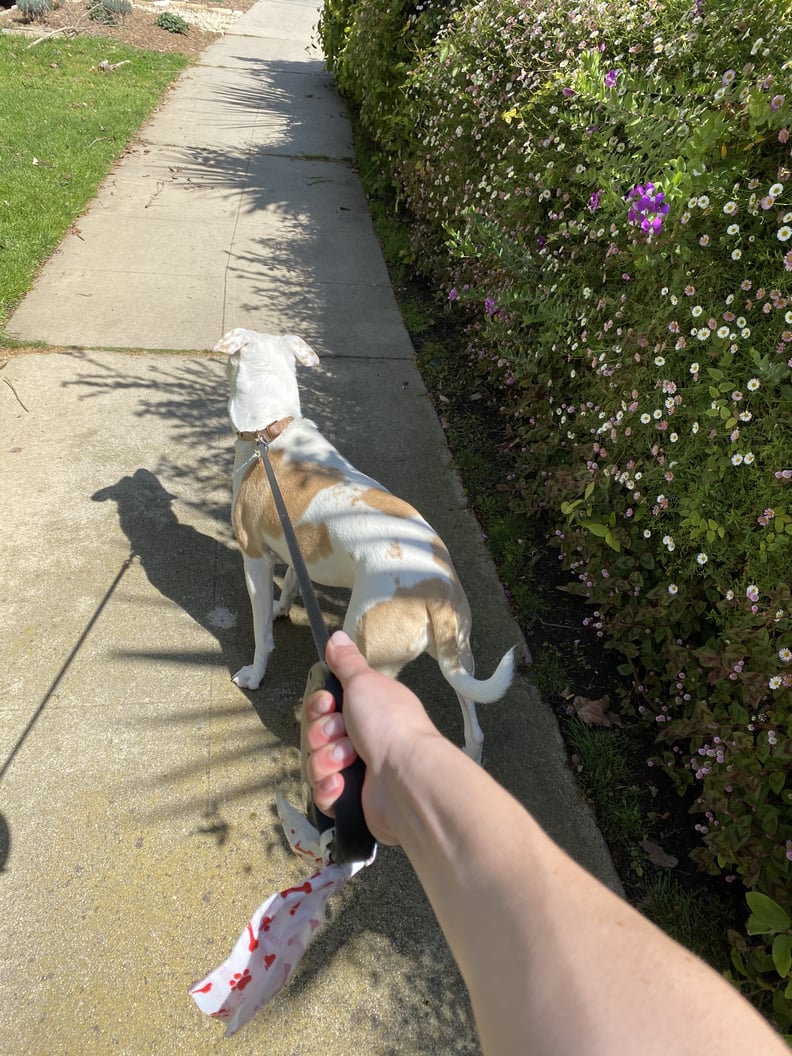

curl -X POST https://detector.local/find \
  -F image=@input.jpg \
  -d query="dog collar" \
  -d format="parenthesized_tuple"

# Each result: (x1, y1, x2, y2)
(237, 416, 294, 443)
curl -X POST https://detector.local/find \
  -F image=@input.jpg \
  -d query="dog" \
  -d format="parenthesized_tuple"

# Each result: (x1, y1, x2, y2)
(215, 327, 514, 760)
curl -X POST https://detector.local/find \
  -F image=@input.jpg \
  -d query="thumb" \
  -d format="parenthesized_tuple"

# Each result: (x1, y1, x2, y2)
(325, 630, 370, 684)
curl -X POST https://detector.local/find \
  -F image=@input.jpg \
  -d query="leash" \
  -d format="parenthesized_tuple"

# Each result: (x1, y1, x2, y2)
(253, 433, 375, 865)
(190, 426, 377, 1036)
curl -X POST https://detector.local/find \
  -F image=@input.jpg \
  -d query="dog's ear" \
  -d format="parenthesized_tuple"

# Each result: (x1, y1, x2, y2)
(213, 328, 250, 356)
(281, 335, 320, 367)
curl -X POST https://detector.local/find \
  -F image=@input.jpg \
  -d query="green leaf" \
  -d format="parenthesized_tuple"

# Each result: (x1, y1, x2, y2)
(769, 771, 786, 795)
(746, 892, 791, 935)
(581, 520, 609, 538)
(772, 934, 792, 978)
(560, 499, 583, 515)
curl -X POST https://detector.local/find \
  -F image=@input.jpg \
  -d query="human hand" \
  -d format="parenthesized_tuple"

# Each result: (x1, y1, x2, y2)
(303, 631, 440, 845)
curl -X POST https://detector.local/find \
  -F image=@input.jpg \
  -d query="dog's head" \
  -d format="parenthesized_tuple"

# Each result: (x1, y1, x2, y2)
(215, 328, 319, 373)
(215, 328, 320, 430)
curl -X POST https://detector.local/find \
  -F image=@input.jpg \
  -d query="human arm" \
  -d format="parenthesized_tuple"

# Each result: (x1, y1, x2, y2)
(305, 631, 787, 1056)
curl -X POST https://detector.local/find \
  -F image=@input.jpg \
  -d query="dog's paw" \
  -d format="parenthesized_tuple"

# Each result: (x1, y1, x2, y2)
(232, 665, 265, 690)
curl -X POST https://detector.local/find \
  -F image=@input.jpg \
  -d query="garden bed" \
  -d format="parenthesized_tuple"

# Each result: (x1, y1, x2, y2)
(0, 0, 254, 57)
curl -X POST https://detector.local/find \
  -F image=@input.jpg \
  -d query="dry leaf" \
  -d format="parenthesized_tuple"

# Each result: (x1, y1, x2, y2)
(640, 839, 679, 869)
(570, 693, 614, 727)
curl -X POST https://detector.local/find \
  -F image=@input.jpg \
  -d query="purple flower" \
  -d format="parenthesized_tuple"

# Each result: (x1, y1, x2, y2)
(484, 296, 497, 315)
(589, 190, 601, 212)
(448, 287, 459, 301)
(562, 87, 576, 98)
(604, 69, 618, 89)
(625, 183, 670, 235)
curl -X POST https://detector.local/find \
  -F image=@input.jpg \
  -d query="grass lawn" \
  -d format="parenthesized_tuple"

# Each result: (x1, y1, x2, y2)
(0, 35, 190, 329)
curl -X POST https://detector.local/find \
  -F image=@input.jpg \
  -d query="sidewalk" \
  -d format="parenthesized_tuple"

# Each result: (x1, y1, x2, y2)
(0, 3, 620, 1053)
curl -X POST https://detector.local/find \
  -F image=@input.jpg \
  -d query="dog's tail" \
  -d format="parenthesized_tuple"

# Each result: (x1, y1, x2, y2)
(437, 646, 515, 703)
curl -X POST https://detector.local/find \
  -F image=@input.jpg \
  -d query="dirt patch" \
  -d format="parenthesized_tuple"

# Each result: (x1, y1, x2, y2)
(0, 0, 256, 59)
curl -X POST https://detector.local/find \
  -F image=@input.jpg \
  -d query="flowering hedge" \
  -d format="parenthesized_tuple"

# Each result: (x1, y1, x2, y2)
(321, 0, 792, 1023)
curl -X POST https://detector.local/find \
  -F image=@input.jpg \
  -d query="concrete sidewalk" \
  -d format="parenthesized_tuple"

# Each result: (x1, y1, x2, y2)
(1, 3, 619, 1054)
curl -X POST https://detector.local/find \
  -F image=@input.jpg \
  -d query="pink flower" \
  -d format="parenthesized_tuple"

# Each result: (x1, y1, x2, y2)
(746, 584, 759, 602)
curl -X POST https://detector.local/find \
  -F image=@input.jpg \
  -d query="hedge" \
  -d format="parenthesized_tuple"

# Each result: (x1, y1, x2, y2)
(319, 0, 792, 1029)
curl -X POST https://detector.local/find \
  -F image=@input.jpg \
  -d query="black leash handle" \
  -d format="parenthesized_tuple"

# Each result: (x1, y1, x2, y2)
(303, 662, 375, 864)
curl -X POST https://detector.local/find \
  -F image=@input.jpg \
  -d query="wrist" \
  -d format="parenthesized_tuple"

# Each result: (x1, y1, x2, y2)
(380, 731, 476, 856)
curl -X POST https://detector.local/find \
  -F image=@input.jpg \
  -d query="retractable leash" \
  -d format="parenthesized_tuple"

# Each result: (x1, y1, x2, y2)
(189, 431, 376, 1037)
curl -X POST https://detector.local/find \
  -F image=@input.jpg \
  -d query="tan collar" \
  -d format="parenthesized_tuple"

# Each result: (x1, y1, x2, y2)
(237, 416, 294, 443)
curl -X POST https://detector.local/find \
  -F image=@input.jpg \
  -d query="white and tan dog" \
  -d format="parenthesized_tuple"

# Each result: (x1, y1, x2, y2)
(215, 327, 514, 760)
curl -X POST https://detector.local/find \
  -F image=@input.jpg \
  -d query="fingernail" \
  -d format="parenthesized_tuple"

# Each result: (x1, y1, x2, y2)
(330, 737, 353, 762)
(322, 713, 345, 739)
(312, 693, 333, 715)
(330, 630, 353, 646)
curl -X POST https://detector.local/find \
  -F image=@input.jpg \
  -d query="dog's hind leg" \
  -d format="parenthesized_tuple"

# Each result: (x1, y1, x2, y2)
(458, 694, 484, 764)
(454, 640, 485, 763)
(273, 564, 298, 619)
(233, 552, 276, 690)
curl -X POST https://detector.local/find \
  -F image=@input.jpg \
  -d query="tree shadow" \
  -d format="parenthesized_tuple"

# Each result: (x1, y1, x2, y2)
(63, 352, 481, 1049)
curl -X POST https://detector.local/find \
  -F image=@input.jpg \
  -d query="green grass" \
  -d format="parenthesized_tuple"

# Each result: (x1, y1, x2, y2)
(562, 719, 647, 860)
(640, 872, 733, 973)
(0, 36, 190, 329)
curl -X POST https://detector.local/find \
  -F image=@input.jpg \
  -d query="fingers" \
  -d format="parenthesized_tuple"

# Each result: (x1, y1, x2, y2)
(304, 685, 357, 814)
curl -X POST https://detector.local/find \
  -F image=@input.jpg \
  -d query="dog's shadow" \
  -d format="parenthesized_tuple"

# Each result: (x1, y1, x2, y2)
(92, 468, 245, 664)
(91, 467, 346, 691)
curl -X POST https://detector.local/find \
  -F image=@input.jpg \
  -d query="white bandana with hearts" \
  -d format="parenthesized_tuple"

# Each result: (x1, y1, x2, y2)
(189, 795, 375, 1037)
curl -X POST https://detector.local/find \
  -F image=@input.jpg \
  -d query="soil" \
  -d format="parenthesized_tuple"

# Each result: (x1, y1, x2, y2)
(0, 0, 256, 59)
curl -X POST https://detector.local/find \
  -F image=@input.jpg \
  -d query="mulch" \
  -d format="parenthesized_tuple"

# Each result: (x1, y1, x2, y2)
(0, 0, 256, 58)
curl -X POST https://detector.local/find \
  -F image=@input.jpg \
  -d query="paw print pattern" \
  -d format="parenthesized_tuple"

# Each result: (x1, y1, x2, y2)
(229, 969, 252, 992)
